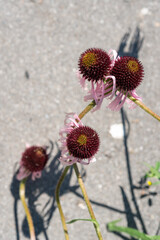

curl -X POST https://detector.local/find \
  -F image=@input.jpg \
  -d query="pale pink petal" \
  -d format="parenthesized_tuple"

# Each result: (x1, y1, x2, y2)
(84, 93, 93, 101)
(77, 159, 89, 165)
(59, 155, 77, 166)
(114, 92, 128, 111)
(77, 70, 86, 88)
(16, 166, 31, 181)
(108, 49, 119, 68)
(64, 113, 83, 128)
(108, 49, 118, 60)
(98, 81, 105, 106)
(107, 91, 123, 111)
(126, 90, 142, 109)
(32, 171, 42, 181)
(130, 90, 142, 101)
(25, 143, 30, 148)
(89, 157, 96, 163)
(91, 82, 105, 112)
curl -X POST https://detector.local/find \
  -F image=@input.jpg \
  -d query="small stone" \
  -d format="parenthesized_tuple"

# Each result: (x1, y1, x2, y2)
(109, 124, 124, 139)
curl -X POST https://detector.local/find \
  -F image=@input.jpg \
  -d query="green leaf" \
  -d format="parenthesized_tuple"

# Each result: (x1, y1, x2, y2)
(67, 218, 99, 228)
(155, 162, 160, 171)
(144, 162, 160, 179)
(107, 219, 160, 240)
(150, 167, 160, 178)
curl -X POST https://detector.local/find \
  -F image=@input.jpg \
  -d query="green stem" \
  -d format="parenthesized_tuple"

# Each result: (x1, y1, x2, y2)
(55, 166, 70, 240)
(79, 90, 160, 122)
(55, 101, 100, 239)
(103, 80, 160, 121)
(128, 95, 160, 121)
(73, 163, 103, 240)
(78, 100, 96, 119)
(19, 179, 36, 240)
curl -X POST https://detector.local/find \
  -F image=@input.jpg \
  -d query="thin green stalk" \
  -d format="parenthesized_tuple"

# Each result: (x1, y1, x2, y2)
(79, 86, 160, 122)
(55, 101, 101, 239)
(55, 166, 70, 240)
(19, 178, 36, 240)
(78, 100, 96, 119)
(128, 95, 160, 121)
(103, 79, 160, 121)
(73, 163, 103, 240)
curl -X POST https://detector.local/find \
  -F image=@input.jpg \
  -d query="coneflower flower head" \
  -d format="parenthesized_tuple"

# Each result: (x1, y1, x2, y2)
(78, 48, 111, 82)
(107, 55, 144, 111)
(78, 48, 144, 111)
(78, 48, 116, 111)
(67, 126, 99, 159)
(17, 146, 48, 181)
(110, 56, 144, 91)
(59, 113, 100, 165)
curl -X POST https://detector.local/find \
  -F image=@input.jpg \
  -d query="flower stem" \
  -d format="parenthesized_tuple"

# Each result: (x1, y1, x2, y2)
(78, 91, 160, 122)
(73, 163, 103, 240)
(128, 95, 160, 121)
(78, 100, 96, 119)
(55, 102, 96, 238)
(104, 81, 160, 121)
(19, 178, 36, 240)
(55, 166, 70, 240)
(55, 102, 101, 239)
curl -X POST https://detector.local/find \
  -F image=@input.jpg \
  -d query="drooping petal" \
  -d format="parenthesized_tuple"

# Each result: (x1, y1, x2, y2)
(16, 165, 31, 181)
(77, 70, 87, 89)
(107, 90, 124, 111)
(108, 49, 118, 60)
(32, 171, 42, 181)
(126, 90, 142, 109)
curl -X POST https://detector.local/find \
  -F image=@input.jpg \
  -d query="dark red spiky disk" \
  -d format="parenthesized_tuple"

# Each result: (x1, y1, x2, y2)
(110, 56, 144, 91)
(22, 146, 48, 172)
(78, 48, 111, 82)
(67, 126, 100, 159)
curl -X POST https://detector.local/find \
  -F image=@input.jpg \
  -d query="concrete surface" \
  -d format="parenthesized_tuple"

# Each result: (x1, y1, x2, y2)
(0, 0, 160, 240)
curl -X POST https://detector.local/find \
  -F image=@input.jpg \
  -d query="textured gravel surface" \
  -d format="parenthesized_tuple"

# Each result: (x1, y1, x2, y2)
(0, 0, 160, 240)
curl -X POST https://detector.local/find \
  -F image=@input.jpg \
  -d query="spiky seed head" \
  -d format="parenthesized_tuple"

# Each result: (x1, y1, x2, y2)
(67, 126, 100, 159)
(78, 48, 111, 82)
(22, 146, 48, 172)
(110, 56, 144, 91)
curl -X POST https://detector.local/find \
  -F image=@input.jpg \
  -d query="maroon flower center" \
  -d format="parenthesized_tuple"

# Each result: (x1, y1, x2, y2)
(67, 126, 100, 159)
(22, 146, 48, 172)
(78, 48, 111, 82)
(110, 56, 144, 91)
